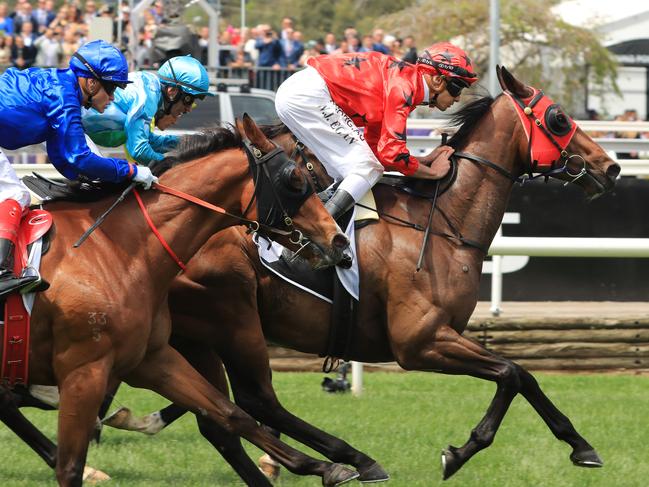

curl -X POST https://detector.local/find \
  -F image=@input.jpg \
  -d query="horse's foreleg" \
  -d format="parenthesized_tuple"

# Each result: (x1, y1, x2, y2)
(221, 331, 388, 483)
(125, 344, 359, 486)
(0, 386, 57, 468)
(56, 358, 112, 487)
(171, 336, 271, 486)
(516, 367, 602, 467)
(395, 323, 524, 480)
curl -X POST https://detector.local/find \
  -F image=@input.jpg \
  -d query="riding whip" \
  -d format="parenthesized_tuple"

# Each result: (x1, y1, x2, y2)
(415, 181, 440, 272)
(73, 182, 137, 248)
(416, 133, 447, 272)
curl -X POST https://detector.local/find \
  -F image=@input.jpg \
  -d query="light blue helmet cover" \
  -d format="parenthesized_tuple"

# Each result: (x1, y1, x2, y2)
(157, 55, 214, 97)
(69, 40, 131, 86)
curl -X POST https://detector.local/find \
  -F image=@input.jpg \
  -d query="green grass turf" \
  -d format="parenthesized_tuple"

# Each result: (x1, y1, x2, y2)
(0, 372, 647, 486)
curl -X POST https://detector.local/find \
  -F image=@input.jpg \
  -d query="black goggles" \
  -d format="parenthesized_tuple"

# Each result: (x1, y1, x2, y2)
(100, 80, 127, 96)
(180, 92, 206, 106)
(445, 77, 469, 98)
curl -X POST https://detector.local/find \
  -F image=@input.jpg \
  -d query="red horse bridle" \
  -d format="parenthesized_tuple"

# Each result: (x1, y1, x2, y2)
(504, 88, 585, 183)
(453, 89, 586, 185)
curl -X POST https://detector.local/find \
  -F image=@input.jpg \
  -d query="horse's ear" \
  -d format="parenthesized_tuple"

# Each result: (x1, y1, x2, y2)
(234, 117, 245, 135)
(497, 65, 534, 98)
(496, 65, 505, 90)
(241, 113, 275, 152)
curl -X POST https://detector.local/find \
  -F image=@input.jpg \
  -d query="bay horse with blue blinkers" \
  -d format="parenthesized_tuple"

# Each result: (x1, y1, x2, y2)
(0, 115, 359, 486)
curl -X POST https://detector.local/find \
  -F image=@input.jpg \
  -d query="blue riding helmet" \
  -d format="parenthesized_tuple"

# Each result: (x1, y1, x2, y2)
(69, 40, 131, 87)
(157, 56, 214, 97)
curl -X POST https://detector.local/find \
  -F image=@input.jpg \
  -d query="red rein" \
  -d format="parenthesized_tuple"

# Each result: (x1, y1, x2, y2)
(133, 182, 236, 272)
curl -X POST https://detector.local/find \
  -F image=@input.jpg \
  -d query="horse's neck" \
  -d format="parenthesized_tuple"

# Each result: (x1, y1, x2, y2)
(137, 151, 252, 281)
(440, 118, 522, 252)
(442, 155, 516, 249)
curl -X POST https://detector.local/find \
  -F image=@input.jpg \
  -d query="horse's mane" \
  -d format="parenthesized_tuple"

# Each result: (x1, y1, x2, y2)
(447, 95, 497, 150)
(150, 122, 290, 176)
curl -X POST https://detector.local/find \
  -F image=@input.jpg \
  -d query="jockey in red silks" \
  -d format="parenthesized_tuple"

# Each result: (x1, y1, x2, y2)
(274, 41, 478, 220)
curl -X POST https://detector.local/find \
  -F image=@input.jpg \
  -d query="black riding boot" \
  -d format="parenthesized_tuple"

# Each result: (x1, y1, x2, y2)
(324, 189, 355, 268)
(0, 239, 39, 298)
(324, 189, 356, 221)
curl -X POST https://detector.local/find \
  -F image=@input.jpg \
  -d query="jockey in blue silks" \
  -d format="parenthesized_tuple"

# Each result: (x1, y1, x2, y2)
(82, 55, 213, 165)
(0, 40, 158, 297)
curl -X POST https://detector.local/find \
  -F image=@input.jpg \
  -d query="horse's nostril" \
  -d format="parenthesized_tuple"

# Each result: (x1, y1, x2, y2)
(606, 163, 621, 179)
(332, 233, 349, 250)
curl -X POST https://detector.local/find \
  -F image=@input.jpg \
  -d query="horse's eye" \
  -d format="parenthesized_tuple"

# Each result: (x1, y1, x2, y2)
(281, 164, 306, 193)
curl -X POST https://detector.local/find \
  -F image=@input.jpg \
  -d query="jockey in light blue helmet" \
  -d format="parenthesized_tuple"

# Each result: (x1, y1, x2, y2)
(157, 55, 214, 120)
(82, 55, 213, 165)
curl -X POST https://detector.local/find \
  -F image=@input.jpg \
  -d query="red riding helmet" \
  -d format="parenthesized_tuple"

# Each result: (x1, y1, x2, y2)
(417, 42, 478, 89)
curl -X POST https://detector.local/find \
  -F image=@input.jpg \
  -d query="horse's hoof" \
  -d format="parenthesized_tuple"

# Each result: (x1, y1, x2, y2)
(441, 446, 463, 480)
(571, 448, 604, 468)
(358, 461, 390, 483)
(322, 463, 360, 486)
(83, 466, 111, 484)
(259, 453, 281, 481)
(102, 406, 132, 429)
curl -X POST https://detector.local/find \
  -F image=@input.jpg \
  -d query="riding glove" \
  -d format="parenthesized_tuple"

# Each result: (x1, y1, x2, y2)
(133, 165, 158, 190)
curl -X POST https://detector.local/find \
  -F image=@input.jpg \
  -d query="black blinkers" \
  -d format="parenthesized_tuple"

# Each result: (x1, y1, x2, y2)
(243, 139, 314, 229)
(544, 104, 572, 136)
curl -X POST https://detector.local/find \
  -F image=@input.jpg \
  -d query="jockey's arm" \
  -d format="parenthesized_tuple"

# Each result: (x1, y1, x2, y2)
(124, 114, 168, 164)
(376, 85, 420, 176)
(148, 130, 179, 154)
(46, 105, 134, 183)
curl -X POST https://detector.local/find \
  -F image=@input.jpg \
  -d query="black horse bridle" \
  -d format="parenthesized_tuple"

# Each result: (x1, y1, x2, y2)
(241, 138, 314, 246)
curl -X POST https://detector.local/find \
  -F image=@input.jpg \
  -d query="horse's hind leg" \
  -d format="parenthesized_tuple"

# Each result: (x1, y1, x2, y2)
(394, 323, 528, 480)
(516, 367, 601, 467)
(0, 386, 57, 468)
(125, 344, 359, 486)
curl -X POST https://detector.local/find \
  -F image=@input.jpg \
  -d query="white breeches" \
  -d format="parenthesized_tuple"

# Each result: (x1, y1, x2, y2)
(275, 66, 384, 202)
(0, 150, 32, 209)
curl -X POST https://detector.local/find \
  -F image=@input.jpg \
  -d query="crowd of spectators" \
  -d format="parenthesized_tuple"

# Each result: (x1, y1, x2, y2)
(0, 0, 166, 69)
(0, 4, 416, 72)
(212, 16, 419, 73)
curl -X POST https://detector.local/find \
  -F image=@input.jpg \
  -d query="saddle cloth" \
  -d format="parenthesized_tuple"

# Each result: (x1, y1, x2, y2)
(1, 209, 52, 386)
(256, 190, 378, 302)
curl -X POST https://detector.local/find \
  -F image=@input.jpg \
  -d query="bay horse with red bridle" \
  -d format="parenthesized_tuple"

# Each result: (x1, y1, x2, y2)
(106, 66, 620, 481)
(0, 115, 360, 486)
(2, 67, 621, 483)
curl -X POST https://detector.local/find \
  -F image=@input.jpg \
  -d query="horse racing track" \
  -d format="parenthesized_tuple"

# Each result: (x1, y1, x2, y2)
(0, 372, 646, 486)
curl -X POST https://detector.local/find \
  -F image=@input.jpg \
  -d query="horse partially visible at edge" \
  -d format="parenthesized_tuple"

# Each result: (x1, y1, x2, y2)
(0, 115, 360, 486)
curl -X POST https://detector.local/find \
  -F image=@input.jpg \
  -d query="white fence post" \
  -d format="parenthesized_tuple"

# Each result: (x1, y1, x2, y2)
(490, 213, 520, 316)
(490, 254, 502, 316)
(351, 361, 363, 396)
